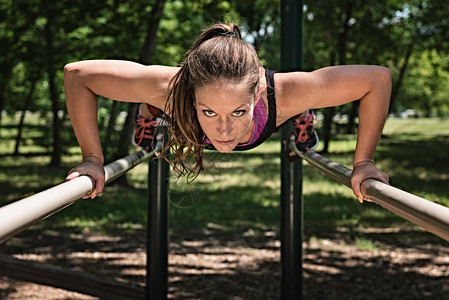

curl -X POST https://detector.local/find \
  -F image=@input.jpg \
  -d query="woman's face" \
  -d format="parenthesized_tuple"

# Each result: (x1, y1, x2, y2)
(195, 80, 256, 153)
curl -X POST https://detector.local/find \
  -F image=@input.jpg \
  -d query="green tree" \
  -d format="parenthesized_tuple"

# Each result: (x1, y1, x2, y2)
(399, 50, 449, 117)
(302, 0, 449, 151)
(0, 0, 40, 132)
(114, 0, 167, 170)
(389, 1, 449, 115)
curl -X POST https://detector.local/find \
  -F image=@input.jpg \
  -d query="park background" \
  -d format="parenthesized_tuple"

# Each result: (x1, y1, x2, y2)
(1, 0, 449, 299)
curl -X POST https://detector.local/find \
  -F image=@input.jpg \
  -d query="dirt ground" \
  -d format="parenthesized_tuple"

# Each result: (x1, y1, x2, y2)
(1, 226, 449, 300)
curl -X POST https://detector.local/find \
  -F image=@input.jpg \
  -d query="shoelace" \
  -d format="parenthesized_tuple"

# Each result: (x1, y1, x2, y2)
(134, 114, 159, 146)
(293, 113, 315, 144)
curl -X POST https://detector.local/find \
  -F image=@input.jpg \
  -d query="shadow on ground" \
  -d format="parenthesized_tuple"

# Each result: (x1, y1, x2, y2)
(1, 225, 449, 300)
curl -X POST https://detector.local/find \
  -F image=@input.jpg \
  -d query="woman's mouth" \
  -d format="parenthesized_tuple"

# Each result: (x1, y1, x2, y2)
(215, 139, 235, 146)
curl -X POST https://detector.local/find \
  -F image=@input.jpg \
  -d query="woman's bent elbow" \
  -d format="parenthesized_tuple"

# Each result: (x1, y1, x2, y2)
(377, 66, 392, 84)
(63, 62, 87, 90)
(64, 62, 82, 78)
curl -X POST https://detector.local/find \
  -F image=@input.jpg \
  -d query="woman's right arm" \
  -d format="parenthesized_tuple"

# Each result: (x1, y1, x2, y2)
(64, 60, 177, 198)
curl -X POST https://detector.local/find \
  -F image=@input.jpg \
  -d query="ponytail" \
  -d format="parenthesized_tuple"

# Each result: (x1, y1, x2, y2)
(164, 23, 260, 182)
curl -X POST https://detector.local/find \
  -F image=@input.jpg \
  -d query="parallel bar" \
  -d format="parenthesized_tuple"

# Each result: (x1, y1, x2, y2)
(289, 137, 352, 189)
(288, 137, 449, 242)
(104, 145, 161, 184)
(0, 176, 94, 244)
(362, 179, 449, 242)
(0, 142, 162, 244)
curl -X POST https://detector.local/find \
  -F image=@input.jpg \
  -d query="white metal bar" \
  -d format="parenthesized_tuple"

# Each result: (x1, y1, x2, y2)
(361, 179, 449, 242)
(0, 175, 95, 244)
(0, 140, 162, 244)
(288, 137, 449, 242)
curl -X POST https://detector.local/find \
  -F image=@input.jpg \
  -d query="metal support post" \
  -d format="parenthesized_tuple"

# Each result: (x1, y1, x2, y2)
(146, 133, 170, 300)
(280, 0, 304, 299)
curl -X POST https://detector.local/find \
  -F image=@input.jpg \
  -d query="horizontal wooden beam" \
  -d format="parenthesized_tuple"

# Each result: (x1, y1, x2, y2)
(0, 254, 145, 300)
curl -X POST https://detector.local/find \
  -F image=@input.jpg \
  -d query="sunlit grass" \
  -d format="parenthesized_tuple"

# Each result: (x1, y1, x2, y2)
(383, 117, 449, 139)
(354, 237, 379, 251)
(1, 115, 448, 240)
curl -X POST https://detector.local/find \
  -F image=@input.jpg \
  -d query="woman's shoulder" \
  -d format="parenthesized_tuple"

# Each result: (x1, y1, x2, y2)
(270, 70, 316, 126)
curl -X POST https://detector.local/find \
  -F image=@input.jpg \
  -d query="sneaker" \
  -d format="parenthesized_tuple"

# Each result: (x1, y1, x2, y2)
(132, 110, 161, 151)
(293, 110, 319, 151)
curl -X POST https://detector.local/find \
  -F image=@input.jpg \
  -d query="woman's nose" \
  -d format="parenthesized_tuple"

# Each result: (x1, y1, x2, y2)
(216, 117, 233, 137)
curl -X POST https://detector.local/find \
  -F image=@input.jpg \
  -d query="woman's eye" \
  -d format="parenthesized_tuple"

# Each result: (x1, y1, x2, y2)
(232, 110, 246, 117)
(203, 110, 216, 117)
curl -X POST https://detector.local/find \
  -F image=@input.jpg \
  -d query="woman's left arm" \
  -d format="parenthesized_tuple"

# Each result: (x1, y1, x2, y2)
(276, 65, 392, 202)
(350, 67, 391, 203)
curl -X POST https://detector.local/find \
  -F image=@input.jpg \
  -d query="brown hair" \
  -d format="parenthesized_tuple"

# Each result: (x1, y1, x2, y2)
(164, 23, 261, 182)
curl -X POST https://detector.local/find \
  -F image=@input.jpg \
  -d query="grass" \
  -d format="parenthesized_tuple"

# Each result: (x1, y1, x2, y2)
(1, 114, 449, 243)
(354, 237, 379, 251)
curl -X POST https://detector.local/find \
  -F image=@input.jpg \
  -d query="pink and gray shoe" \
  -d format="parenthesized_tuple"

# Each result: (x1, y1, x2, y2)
(132, 105, 162, 150)
(293, 110, 319, 151)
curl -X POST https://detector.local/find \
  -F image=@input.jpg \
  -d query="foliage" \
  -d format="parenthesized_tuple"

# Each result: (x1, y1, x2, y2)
(1, 0, 449, 160)
(397, 50, 449, 117)
(302, 0, 449, 114)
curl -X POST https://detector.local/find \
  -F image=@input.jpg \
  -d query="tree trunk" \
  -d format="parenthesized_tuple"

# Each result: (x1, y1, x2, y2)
(116, 103, 139, 161)
(14, 78, 38, 155)
(390, 44, 413, 114)
(103, 100, 119, 160)
(322, 0, 352, 153)
(139, 0, 167, 65)
(113, 0, 167, 185)
(346, 100, 359, 134)
(321, 106, 335, 154)
(0, 80, 5, 137)
(115, 0, 166, 157)
(44, 4, 62, 167)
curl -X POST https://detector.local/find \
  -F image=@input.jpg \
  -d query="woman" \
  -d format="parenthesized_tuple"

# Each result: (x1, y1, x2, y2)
(64, 23, 390, 203)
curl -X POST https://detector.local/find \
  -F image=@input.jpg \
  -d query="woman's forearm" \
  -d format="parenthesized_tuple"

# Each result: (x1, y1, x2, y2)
(64, 64, 104, 165)
(353, 67, 392, 165)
